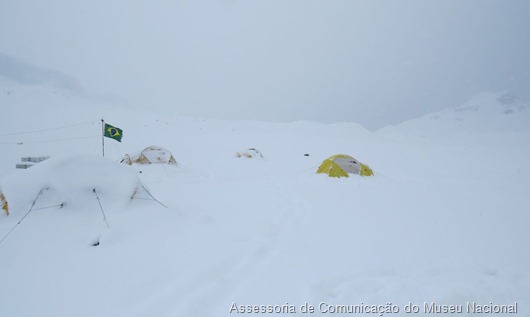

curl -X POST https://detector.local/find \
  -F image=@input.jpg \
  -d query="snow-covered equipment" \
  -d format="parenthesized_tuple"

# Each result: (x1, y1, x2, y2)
(0, 155, 165, 243)
(316, 154, 374, 178)
(121, 146, 177, 165)
(235, 148, 264, 159)
(21, 156, 50, 163)
(1, 155, 153, 218)
(15, 156, 50, 169)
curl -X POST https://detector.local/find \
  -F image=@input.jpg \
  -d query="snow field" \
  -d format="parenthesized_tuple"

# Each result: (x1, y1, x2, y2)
(1, 85, 529, 316)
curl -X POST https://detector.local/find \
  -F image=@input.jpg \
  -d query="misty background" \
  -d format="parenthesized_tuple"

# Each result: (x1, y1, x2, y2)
(1, 0, 529, 130)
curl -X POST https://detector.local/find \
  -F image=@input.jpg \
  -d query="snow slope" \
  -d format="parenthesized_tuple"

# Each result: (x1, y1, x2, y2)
(379, 92, 530, 145)
(0, 52, 83, 92)
(1, 84, 529, 317)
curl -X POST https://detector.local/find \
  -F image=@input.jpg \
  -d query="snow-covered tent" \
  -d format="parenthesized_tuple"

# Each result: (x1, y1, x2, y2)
(0, 155, 150, 217)
(235, 148, 264, 159)
(121, 146, 177, 165)
(316, 154, 374, 178)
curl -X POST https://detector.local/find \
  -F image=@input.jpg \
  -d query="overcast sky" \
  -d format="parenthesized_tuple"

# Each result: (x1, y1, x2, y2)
(1, 0, 529, 129)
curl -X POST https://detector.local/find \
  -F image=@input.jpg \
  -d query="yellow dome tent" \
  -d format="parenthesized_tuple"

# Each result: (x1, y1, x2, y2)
(316, 154, 374, 178)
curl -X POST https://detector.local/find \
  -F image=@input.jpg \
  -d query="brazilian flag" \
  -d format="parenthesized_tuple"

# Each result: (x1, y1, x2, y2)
(104, 123, 123, 142)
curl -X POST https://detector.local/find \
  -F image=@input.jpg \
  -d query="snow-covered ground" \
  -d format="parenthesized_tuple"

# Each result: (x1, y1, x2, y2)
(1, 82, 529, 316)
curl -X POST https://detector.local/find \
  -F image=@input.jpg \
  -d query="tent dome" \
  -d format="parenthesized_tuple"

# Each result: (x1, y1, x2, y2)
(316, 154, 374, 178)
(122, 146, 177, 165)
(235, 148, 264, 159)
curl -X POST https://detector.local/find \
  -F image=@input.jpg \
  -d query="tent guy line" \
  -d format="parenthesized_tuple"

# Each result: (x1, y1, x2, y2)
(32, 203, 66, 211)
(92, 188, 110, 229)
(0, 135, 99, 145)
(140, 184, 168, 209)
(0, 188, 43, 244)
(0, 120, 97, 136)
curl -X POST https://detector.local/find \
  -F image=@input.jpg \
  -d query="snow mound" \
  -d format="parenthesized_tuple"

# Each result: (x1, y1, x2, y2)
(1, 155, 141, 215)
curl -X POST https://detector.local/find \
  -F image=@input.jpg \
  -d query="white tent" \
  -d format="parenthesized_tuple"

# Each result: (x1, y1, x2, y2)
(235, 148, 264, 159)
(121, 146, 177, 165)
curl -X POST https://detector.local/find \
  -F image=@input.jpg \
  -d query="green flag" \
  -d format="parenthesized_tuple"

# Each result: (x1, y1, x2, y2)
(104, 123, 123, 142)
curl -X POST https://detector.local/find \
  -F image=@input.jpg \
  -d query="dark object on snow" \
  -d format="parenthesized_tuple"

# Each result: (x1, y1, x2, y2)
(16, 163, 33, 169)
(16, 156, 50, 169)
(304, 154, 310, 156)
(21, 156, 50, 163)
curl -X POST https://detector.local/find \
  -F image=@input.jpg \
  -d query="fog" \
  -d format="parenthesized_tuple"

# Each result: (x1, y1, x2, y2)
(1, 0, 529, 129)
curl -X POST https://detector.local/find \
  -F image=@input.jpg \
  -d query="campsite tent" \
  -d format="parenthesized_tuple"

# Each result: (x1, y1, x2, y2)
(0, 155, 152, 218)
(316, 154, 374, 178)
(121, 146, 177, 165)
(0, 155, 166, 245)
(235, 148, 264, 159)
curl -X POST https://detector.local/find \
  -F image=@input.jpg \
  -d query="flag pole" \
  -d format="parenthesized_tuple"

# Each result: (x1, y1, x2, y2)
(101, 119, 105, 157)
